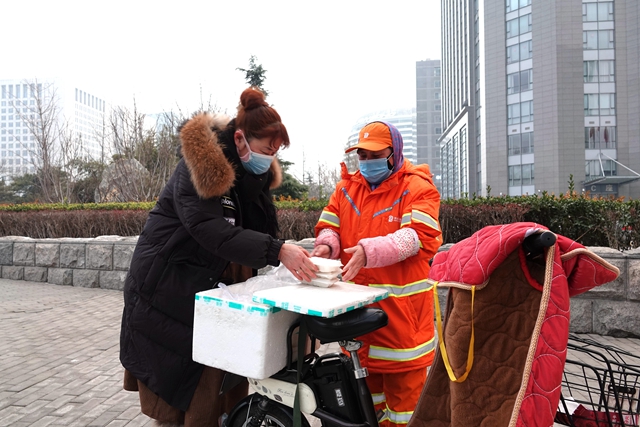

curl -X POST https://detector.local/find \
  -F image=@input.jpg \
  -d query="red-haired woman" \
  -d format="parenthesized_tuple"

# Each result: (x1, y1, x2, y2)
(120, 87, 317, 426)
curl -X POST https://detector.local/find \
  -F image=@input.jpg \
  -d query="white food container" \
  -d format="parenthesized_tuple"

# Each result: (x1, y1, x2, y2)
(310, 257, 343, 272)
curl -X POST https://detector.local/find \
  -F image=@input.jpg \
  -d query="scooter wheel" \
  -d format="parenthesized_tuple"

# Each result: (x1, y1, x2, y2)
(226, 395, 311, 427)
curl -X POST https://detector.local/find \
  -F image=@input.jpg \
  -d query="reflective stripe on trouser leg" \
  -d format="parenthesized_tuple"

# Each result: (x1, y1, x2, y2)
(365, 373, 388, 425)
(383, 368, 428, 427)
(372, 392, 387, 406)
(387, 409, 413, 425)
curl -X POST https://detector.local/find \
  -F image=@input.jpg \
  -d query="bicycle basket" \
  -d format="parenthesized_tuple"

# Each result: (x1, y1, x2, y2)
(555, 334, 640, 427)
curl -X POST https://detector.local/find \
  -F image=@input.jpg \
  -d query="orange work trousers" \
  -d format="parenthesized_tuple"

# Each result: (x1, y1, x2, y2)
(366, 368, 427, 427)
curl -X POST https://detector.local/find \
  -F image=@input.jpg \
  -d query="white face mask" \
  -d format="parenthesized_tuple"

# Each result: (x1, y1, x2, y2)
(239, 133, 275, 175)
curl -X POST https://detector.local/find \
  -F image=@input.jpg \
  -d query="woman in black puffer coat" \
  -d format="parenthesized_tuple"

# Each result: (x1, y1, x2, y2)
(119, 87, 317, 427)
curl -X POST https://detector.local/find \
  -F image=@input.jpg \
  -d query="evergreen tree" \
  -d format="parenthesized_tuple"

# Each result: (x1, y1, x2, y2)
(237, 57, 310, 199)
(0, 179, 15, 203)
(237, 55, 269, 97)
(4, 174, 40, 203)
(272, 156, 308, 200)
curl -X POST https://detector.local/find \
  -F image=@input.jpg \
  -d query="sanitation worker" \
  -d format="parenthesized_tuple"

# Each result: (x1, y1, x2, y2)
(312, 121, 442, 427)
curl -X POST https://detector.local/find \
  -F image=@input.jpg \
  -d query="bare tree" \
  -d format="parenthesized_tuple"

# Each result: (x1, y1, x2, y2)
(87, 107, 111, 203)
(305, 162, 341, 199)
(89, 102, 111, 165)
(103, 102, 151, 201)
(4, 79, 232, 204)
(100, 102, 181, 202)
(54, 122, 86, 202)
(152, 110, 183, 190)
(9, 80, 102, 203)
(7, 80, 79, 202)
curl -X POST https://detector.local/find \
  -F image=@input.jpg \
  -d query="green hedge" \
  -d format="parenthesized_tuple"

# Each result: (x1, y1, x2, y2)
(0, 195, 638, 250)
(274, 198, 329, 211)
(441, 193, 639, 250)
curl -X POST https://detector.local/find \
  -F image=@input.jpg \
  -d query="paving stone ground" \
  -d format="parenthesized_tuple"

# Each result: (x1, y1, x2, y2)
(0, 278, 153, 427)
(1, 278, 638, 427)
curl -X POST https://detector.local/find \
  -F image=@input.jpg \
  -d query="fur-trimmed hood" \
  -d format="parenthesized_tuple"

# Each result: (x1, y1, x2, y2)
(178, 113, 283, 199)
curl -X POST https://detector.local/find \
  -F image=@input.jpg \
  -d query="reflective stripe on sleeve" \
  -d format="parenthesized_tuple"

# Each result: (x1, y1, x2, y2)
(369, 338, 436, 362)
(318, 211, 340, 228)
(401, 213, 411, 227)
(410, 210, 440, 231)
(369, 279, 434, 298)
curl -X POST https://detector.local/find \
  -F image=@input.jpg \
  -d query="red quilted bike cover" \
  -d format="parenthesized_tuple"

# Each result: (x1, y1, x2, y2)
(409, 222, 620, 427)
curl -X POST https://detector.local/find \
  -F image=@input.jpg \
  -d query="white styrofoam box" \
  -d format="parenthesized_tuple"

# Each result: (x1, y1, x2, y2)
(193, 288, 300, 379)
(310, 256, 342, 272)
(252, 282, 388, 318)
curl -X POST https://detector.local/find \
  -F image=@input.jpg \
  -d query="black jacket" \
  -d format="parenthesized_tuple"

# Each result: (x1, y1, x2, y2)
(119, 113, 284, 411)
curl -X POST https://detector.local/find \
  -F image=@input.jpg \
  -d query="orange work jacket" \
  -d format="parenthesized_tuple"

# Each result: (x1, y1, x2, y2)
(315, 161, 442, 373)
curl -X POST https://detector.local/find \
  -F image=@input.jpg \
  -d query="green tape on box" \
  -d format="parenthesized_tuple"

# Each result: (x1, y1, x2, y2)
(251, 283, 389, 318)
(196, 294, 281, 316)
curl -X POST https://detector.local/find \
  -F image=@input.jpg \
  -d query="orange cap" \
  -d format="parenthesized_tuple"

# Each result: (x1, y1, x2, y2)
(345, 122, 392, 153)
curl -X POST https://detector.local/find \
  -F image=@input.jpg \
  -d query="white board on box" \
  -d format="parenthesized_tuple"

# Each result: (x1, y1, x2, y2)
(252, 282, 388, 318)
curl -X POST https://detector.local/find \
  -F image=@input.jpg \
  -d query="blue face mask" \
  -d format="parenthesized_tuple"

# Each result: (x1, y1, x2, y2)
(359, 153, 394, 185)
(239, 134, 275, 175)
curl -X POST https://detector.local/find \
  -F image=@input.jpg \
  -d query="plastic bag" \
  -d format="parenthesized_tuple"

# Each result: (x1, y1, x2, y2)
(219, 265, 299, 304)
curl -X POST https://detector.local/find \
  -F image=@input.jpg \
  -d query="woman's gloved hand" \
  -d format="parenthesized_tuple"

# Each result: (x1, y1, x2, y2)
(310, 244, 331, 258)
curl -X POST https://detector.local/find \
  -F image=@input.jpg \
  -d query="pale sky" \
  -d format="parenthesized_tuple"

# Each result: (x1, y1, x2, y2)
(1, 0, 441, 182)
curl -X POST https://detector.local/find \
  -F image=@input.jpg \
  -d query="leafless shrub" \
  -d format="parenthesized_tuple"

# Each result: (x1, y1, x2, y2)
(0, 203, 533, 244)
(439, 203, 529, 243)
(276, 209, 322, 241)
(0, 210, 148, 238)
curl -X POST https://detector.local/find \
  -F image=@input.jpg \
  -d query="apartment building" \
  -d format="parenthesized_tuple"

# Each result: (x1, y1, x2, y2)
(439, 0, 639, 199)
(416, 59, 443, 191)
(0, 78, 107, 182)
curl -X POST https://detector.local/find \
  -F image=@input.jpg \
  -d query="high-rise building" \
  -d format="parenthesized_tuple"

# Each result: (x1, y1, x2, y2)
(344, 108, 417, 172)
(0, 78, 108, 182)
(416, 59, 443, 191)
(439, 0, 640, 199)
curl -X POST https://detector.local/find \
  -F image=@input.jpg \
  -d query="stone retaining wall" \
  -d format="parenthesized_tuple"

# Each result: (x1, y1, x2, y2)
(566, 246, 640, 338)
(0, 236, 137, 290)
(0, 236, 638, 337)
